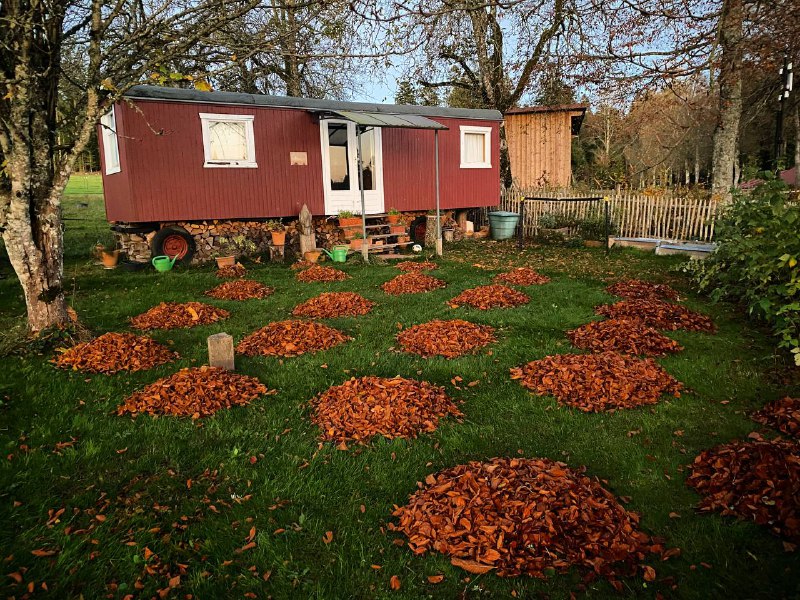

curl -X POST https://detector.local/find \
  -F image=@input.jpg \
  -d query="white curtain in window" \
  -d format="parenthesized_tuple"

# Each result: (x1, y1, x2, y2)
(463, 132, 485, 164)
(209, 121, 247, 161)
(100, 109, 120, 173)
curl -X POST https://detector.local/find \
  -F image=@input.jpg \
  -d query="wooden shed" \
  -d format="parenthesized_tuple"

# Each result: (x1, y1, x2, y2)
(504, 104, 588, 188)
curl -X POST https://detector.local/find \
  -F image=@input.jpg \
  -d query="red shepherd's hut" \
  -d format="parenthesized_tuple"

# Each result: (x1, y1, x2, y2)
(98, 85, 502, 262)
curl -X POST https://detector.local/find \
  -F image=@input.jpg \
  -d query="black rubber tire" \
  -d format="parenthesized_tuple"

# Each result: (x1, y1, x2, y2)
(151, 226, 196, 264)
(409, 216, 427, 245)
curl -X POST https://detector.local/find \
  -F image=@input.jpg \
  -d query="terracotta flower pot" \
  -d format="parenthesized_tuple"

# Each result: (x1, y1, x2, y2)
(100, 250, 119, 268)
(271, 230, 286, 246)
(389, 225, 406, 234)
(216, 255, 236, 268)
(350, 238, 364, 250)
(343, 227, 361, 239)
(386, 214, 401, 224)
(339, 217, 362, 228)
(304, 250, 322, 263)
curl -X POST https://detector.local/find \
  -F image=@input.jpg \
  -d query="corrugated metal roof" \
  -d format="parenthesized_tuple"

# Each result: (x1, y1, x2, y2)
(124, 85, 502, 121)
(325, 110, 447, 130)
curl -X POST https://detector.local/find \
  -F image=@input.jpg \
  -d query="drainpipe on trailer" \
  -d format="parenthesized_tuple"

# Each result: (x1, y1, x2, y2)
(435, 129, 442, 256)
(357, 125, 368, 262)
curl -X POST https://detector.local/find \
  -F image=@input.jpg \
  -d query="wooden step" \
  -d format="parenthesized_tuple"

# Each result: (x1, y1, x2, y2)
(367, 241, 414, 251)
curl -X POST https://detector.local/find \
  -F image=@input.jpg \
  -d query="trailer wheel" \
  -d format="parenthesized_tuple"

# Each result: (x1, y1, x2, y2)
(410, 216, 427, 244)
(151, 226, 195, 263)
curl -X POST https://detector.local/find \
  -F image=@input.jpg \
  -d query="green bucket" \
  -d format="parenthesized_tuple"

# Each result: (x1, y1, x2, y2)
(488, 211, 520, 240)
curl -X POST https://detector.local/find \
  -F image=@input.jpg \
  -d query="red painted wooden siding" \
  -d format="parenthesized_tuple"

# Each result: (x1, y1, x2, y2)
(101, 99, 499, 222)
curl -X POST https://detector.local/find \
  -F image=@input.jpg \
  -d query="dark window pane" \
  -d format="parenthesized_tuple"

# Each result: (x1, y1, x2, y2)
(358, 129, 376, 191)
(328, 124, 350, 190)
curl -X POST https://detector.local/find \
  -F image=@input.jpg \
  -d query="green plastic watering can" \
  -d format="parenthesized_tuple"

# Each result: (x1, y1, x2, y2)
(151, 255, 177, 272)
(322, 245, 349, 263)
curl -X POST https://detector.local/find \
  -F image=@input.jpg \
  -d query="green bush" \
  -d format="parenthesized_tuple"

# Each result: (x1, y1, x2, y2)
(689, 180, 800, 365)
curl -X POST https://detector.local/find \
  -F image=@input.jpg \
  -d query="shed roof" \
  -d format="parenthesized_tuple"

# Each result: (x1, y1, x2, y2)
(324, 109, 447, 130)
(505, 103, 589, 115)
(124, 85, 503, 121)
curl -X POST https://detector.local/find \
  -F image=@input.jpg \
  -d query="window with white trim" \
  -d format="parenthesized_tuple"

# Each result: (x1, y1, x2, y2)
(459, 125, 492, 169)
(200, 113, 257, 168)
(100, 108, 120, 175)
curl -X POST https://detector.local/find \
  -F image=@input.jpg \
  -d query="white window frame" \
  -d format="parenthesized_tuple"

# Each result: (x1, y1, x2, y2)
(459, 125, 492, 169)
(100, 107, 121, 175)
(199, 113, 257, 168)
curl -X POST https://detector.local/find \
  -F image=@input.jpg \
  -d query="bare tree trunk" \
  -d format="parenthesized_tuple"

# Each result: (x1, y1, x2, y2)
(794, 102, 800, 185)
(710, 0, 743, 202)
(694, 144, 700, 184)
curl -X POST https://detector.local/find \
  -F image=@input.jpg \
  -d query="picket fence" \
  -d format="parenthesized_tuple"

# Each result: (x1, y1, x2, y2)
(498, 188, 721, 242)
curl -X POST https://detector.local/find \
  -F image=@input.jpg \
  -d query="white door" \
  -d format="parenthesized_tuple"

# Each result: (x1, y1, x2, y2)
(320, 120, 384, 215)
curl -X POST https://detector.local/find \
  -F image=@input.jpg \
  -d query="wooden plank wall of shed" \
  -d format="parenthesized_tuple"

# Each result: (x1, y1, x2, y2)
(505, 111, 577, 188)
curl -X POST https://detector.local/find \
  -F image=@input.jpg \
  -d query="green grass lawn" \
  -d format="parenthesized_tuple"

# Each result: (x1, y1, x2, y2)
(1, 191, 799, 599)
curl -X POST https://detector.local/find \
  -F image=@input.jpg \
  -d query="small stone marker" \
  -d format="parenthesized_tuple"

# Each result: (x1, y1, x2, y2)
(208, 332, 235, 370)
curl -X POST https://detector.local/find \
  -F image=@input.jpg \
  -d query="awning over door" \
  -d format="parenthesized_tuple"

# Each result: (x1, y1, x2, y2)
(322, 109, 448, 130)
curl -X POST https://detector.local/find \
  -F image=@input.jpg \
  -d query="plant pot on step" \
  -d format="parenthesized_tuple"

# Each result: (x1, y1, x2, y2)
(339, 217, 362, 228)
(101, 250, 120, 269)
(389, 225, 406, 234)
(386, 214, 401, 225)
(215, 255, 236, 268)
(350, 238, 364, 251)
(271, 230, 286, 246)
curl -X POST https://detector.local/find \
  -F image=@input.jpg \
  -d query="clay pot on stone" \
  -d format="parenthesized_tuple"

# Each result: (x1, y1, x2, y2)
(100, 249, 120, 269)
(216, 255, 236, 268)
(271, 230, 286, 246)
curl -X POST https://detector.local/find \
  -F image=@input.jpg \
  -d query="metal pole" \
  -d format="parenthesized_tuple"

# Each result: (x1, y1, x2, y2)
(604, 197, 610, 255)
(517, 196, 524, 249)
(435, 130, 442, 256)
(357, 125, 368, 262)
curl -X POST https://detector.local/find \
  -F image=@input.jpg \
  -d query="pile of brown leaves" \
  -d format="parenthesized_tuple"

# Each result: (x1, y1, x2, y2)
(204, 279, 274, 300)
(596, 299, 716, 332)
(448, 284, 529, 310)
(686, 438, 800, 543)
(397, 319, 496, 358)
(510, 351, 682, 412)
(52, 332, 178, 374)
(130, 302, 230, 330)
(236, 320, 351, 357)
(215, 264, 247, 279)
(310, 376, 462, 444)
(292, 292, 374, 318)
(296, 265, 351, 282)
(390, 457, 666, 582)
(606, 279, 679, 301)
(117, 366, 272, 418)
(397, 261, 438, 272)
(751, 397, 800, 437)
(382, 273, 447, 295)
(567, 318, 684, 356)
(494, 267, 550, 286)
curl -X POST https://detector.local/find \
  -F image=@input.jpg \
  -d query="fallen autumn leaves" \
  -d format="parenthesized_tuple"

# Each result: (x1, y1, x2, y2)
(493, 267, 550, 286)
(52, 332, 178, 374)
(130, 302, 230, 330)
(751, 397, 800, 437)
(596, 299, 716, 332)
(396, 261, 438, 272)
(296, 265, 351, 282)
(381, 272, 447, 295)
(448, 285, 529, 310)
(510, 351, 683, 412)
(686, 438, 800, 544)
(390, 457, 669, 583)
(292, 292, 375, 319)
(567, 318, 684, 356)
(215, 264, 247, 279)
(204, 279, 274, 301)
(397, 319, 496, 358)
(117, 366, 273, 418)
(606, 279, 680, 301)
(236, 320, 350, 357)
(310, 376, 462, 445)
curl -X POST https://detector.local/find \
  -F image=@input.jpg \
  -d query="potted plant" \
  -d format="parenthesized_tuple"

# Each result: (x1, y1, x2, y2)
(579, 217, 615, 247)
(349, 231, 364, 250)
(389, 224, 406, 234)
(338, 210, 362, 228)
(100, 248, 120, 268)
(213, 237, 238, 267)
(386, 208, 401, 224)
(265, 220, 286, 246)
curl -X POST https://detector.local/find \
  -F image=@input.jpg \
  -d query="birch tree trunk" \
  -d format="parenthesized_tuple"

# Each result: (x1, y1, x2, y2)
(794, 102, 800, 185)
(710, 0, 743, 202)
